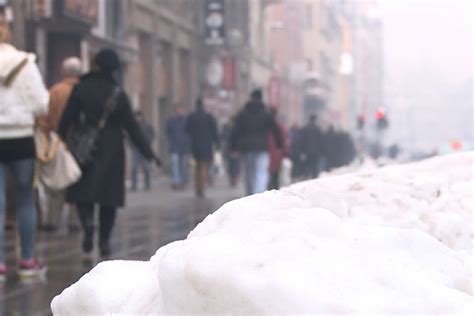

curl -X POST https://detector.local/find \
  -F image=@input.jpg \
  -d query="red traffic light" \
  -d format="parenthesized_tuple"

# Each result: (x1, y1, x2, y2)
(376, 109, 389, 130)
(375, 109, 385, 120)
(451, 140, 463, 151)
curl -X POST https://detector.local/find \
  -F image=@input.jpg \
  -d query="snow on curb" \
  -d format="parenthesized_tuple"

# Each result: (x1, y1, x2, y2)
(51, 152, 474, 315)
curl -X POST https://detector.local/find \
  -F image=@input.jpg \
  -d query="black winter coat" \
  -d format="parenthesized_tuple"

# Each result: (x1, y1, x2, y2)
(230, 100, 282, 152)
(58, 72, 154, 207)
(185, 108, 219, 161)
(300, 123, 323, 159)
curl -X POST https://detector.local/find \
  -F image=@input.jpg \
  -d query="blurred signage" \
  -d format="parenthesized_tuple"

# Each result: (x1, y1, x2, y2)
(205, 0, 225, 45)
(206, 58, 224, 87)
(63, 0, 98, 24)
(222, 56, 236, 90)
(34, 0, 52, 18)
(339, 52, 354, 75)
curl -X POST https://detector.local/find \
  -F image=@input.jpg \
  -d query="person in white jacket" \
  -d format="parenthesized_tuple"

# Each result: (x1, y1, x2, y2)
(0, 17, 48, 281)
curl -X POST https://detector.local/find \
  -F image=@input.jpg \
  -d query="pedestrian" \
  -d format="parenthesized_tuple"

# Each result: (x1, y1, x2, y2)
(0, 17, 49, 280)
(230, 89, 282, 195)
(37, 56, 82, 233)
(58, 48, 161, 257)
(267, 107, 289, 190)
(289, 123, 304, 180)
(166, 106, 190, 190)
(185, 99, 219, 197)
(388, 144, 400, 159)
(323, 125, 337, 171)
(289, 123, 301, 145)
(340, 131, 356, 165)
(131, 111, 155, 191)
(222, 119, 240, 187)
(300, 114, 324, 179)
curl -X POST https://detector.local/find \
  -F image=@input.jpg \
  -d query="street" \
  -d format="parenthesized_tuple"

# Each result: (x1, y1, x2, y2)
(0, 178, 242, 315)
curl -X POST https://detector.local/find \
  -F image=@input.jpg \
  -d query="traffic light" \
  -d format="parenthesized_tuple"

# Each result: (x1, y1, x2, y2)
(357, 114, 365, 130)
(375, 109, 388, 130)
(450, 140, 463, 151)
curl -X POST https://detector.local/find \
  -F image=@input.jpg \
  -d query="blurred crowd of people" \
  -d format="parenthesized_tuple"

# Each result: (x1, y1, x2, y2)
(163, 88, 357, 197)
(289, 120, 357, 180)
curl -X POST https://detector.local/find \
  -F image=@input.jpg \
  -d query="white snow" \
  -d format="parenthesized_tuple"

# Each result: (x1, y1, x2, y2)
(51, 152, 474, 315)
(287, 152, 473, 250)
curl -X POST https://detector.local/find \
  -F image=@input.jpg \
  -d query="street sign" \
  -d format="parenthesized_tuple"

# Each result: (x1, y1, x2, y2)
(63, 0, 98, 25)
(206, 58, 224, 87)
(205, 0, 225, 46)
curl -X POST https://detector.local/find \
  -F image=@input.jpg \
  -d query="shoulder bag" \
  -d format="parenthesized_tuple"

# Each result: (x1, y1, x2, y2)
(68, 87, 121, 167)
(35, 131, 82, 190)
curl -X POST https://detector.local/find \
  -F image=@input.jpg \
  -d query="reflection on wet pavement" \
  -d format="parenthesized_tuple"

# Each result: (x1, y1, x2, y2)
(0, 180, 241, 315)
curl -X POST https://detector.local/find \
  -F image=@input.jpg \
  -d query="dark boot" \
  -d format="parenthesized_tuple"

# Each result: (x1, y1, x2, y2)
(99, 240, 111, 257)
(99, 206, 116, 257)
(83, 226, 94, 254)
(77, 204, 95, 254)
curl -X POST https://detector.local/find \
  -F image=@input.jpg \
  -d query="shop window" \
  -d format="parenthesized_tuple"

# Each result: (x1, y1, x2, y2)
(105, 0, 123, 40)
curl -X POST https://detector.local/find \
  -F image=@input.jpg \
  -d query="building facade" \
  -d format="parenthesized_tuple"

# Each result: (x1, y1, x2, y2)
(5, 0, 205, 161)
(4, 0, 383, 144)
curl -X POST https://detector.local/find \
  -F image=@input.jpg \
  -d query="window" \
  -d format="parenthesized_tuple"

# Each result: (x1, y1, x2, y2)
(105, 0, 123, 40)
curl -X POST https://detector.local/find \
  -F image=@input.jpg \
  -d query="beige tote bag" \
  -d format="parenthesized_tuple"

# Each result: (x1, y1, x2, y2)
(35, 131, 82, 190)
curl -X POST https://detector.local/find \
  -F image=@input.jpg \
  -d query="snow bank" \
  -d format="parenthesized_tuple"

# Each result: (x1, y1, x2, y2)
(287, 151, 473, 250)
(51, 152, 474, 315)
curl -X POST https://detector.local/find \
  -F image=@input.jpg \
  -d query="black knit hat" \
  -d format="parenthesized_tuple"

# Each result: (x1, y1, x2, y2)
(94, 48, 120, 72)
(251, 89, 263, 100)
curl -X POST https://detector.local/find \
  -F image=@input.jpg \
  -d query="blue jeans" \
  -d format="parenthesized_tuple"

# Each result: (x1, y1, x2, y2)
(243, 151, 270, 195)
(132, 151, 150, 190)
(170, 153, 189, 185)
(0, 158, 36, 263)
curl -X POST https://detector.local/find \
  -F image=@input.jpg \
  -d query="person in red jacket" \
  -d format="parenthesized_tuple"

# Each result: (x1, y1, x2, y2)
(267, 107, 289, 190)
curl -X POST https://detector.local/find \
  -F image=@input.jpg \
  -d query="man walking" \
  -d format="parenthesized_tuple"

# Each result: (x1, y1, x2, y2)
(131, 111, 155, 191)
(37, 57, 82, 232)
(166, 106, 190, 190)
(230, 89, 282, 195)
(186, 99, 219, 197)
(300, 114, 323, 179)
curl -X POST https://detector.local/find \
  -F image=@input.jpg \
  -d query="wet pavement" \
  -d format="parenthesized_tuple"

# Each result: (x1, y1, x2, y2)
(0, 177, 242, 315)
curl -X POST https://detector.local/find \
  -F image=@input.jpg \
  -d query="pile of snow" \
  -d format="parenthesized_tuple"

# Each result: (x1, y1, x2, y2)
(51, 153, 474, 314)
(287, 151, 473, 250)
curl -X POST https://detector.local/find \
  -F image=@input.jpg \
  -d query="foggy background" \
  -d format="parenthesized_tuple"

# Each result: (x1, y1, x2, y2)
(381, 0, 473, 154)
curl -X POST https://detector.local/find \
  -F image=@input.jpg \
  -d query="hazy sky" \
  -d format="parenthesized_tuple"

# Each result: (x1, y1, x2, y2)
(380, 0, 473, 151)
(381, 0, 472, 85)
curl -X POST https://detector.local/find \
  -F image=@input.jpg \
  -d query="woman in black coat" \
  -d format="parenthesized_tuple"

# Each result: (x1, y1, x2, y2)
(58, 49, 159, 256)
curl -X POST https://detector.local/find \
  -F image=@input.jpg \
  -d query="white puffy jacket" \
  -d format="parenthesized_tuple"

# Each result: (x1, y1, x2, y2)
(0, 43, 49, 139)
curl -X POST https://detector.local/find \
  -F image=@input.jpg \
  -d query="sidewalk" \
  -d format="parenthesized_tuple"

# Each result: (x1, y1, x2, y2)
(1, 175, 242, 315)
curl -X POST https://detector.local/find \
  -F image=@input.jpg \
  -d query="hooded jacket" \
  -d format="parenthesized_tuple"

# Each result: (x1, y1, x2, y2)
(230, 99, 282, 152)
(0, 43, 49, 139)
